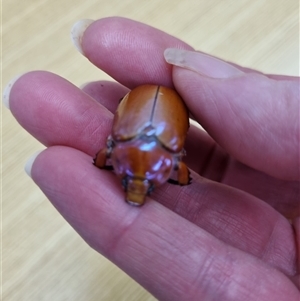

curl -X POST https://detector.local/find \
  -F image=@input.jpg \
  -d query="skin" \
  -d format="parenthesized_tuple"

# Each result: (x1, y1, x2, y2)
(8, 17, 300, 300)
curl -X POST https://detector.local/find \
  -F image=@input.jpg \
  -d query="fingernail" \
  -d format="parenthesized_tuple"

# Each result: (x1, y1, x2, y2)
(25, 150, 43, 178)
(71, 19, 94, 54)
(3, 74, 24, 109)
(164, 48, 244, 79)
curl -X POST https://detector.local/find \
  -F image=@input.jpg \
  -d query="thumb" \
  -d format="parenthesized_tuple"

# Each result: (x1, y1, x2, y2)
(165, 49, 299, 181)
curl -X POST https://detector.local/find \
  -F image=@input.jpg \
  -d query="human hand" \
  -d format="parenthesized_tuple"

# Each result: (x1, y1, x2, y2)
(4, 17, 299, 300)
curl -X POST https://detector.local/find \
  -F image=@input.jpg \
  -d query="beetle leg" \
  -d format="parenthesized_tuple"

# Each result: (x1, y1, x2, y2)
(93, 148, 108, 168)
(93, 136, 114, 169)
(177, 161, 191, 185)
(168, 149, 190, 185)
(168, 161, 191, 186)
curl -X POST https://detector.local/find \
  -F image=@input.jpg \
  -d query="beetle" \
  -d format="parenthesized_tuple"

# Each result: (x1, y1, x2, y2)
(93, 84, 190, 206)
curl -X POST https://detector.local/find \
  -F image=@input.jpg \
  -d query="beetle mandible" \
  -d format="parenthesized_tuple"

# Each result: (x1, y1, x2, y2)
(93, 85, 191, 206)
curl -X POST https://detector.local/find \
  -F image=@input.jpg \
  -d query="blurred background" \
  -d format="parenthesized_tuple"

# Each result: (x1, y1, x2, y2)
(2, 0, 299, 300)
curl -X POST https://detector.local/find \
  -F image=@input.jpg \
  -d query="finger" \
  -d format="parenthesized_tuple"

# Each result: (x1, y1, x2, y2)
(165, 49, 300, 181)
(73, 18, 299, 90)
(75, 18, 290, 88)
(79, 17, 193, 88)
(8, 71, 113, 156)
(6, 71, 219, 178)
(28, 146, 296, 275)
(28, 146, 299, 301)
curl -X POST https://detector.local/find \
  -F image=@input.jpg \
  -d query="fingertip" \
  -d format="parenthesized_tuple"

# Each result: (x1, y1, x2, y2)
(75, 17, 193, 88)
(3, 74, 25, 110)
(25, 150, 44, 178)
(165, 48, 244, 79)
(71, 19, 94, 54)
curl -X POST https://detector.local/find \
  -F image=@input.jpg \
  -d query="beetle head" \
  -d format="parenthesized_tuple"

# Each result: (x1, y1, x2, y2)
(122, 177, 152, 206)
(111, 138, 174, 206)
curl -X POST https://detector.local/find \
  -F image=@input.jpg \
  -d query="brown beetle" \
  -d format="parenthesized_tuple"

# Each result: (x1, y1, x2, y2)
(94, 85, 190, 206)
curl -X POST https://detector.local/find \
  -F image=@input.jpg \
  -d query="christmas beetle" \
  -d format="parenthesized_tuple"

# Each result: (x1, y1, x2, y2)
(94, 85, 190, 206)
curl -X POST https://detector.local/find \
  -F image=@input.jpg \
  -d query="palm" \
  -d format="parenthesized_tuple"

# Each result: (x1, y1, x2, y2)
(9, 17, 299, 300)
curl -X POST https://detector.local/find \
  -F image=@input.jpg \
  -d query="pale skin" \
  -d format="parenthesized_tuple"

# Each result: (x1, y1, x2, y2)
(7, 17, 299, 300)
